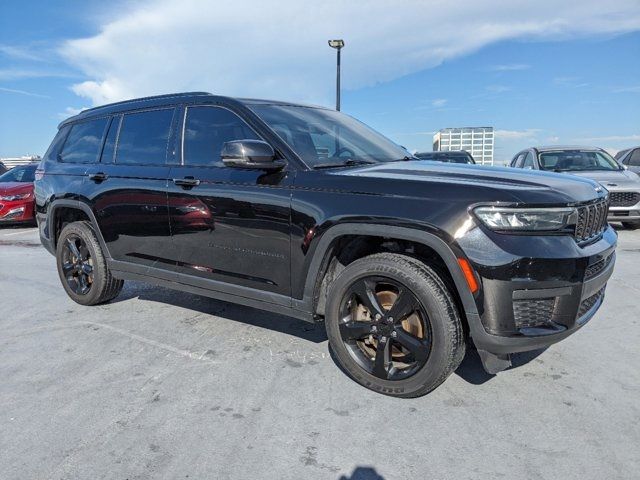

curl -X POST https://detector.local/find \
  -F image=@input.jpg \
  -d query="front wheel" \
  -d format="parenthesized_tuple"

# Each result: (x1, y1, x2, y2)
(56, 221, 124, 305)
(325, 253, 465, 398)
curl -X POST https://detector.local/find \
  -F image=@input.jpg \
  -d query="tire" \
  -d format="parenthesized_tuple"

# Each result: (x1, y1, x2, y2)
(56, 221, 124, 306)
(622, 222, 640, 230)
(325, 253, 465, 398)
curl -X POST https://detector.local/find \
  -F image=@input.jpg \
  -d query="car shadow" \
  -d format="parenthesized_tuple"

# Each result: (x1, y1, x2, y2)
(114, 281, 328, 344)
(112, 282, 548, 376)
(338, 467, 385, 480)
(455, 347, 547, 385)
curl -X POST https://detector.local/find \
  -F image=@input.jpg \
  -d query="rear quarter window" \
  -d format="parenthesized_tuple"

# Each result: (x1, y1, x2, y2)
(116, 108, 175, 165)
(43, 125, 71, 162)
(59, 118, 109, 163)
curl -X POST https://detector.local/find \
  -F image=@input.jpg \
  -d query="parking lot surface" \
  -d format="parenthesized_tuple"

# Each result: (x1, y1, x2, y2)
(1, 225, 639, 480)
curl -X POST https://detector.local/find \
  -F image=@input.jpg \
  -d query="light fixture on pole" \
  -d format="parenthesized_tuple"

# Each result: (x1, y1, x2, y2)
(328, 39, 345, 111)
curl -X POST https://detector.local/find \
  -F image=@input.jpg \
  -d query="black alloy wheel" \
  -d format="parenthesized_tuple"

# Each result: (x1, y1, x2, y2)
(61, 235, 94, 295)
(325, 253, 465, 397)
(338, 276, 431, 381)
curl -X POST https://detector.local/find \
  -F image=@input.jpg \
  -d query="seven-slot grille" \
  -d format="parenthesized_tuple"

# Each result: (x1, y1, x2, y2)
(574, 199, 609, 243)
(609, 191, 640, 207)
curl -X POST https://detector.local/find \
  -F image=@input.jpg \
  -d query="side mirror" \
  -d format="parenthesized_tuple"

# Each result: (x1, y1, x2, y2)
(221, 140, 285, 170)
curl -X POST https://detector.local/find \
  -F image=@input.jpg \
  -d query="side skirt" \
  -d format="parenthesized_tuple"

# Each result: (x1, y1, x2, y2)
(109, 260, 314, 323)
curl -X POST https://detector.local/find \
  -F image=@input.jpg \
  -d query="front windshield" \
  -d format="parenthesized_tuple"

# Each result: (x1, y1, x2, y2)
(0, 165, 36, 183)
(538, 150, 621, 172)
(249, 105, 410, 168)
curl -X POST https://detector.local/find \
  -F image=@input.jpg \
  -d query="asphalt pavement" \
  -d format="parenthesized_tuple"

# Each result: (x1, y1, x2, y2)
(1, 225, 639, 479)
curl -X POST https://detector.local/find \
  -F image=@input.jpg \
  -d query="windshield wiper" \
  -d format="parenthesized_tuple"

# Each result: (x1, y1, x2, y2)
(312, 159, 376, 169)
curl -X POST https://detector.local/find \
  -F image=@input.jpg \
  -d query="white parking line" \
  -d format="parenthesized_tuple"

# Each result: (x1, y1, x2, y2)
(1, 228, 37, 236)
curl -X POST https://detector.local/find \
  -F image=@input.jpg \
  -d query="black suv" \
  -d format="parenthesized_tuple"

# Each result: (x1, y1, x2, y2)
(36, 92, 616, 397)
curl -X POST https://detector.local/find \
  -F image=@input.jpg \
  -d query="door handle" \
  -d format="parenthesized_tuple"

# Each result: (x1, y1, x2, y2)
(88, 172, 108, 182)
(173, 177, 201, 188)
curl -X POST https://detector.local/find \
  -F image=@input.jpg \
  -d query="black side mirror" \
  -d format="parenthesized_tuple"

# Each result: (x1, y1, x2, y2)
(221, 140, 285, 170)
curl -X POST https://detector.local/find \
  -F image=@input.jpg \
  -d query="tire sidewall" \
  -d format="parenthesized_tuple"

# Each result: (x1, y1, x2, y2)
(325, 256, 460, 397)
(56, 222, 106, 306)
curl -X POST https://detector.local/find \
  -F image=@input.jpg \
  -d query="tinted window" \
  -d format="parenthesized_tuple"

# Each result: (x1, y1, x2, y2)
(513, 153, 526, 167)
(183, 106, 260, 166)
(522, 152, 534, 168)
(251, 105, 409, 167)
(100, 116, 120, 163)
(629, 148, 640, 166)
(615, 149, 629, 161)
(0, 165, 36, 183)
(116, 109, 174, 165)
(59, 118, 108, 163)
(44, 125, 70, 162)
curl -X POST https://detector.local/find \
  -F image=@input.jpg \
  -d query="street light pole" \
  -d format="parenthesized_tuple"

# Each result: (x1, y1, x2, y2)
(328, 39, 345, 111)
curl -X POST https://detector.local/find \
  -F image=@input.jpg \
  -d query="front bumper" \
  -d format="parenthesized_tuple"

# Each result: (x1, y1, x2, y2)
(457, 225, 617, 370)
(608, 206, 640, 222)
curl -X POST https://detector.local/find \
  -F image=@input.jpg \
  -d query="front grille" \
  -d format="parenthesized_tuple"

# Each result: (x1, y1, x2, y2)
(513, 298, 555, 329)
(577, 288, 605, 320)
(574, 199, 609, 243)
(585, 254, 614, 280)
(609, 191, 640, 207)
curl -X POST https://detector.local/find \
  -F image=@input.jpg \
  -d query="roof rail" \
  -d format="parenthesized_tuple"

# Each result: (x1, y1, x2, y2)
(78, 91, 213, 115)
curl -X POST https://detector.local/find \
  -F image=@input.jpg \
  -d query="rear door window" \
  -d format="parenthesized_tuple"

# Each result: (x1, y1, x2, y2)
(116, 108, 175, 165)
(59, 118, 109, 163)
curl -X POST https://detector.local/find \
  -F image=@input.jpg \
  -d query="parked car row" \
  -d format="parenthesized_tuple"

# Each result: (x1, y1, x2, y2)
(416, 146, 640, 229)
(0, 163, 38, 225)
(509, 146, 640, 230)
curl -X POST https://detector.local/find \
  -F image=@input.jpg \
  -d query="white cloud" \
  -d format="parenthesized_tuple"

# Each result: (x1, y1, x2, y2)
(613, 85, 640, 93)
(575, 134, 640, 142)
(0, 86, 50, 98)
(495, 129, 541, 139)
(0, 68, 75, 81)
(58, 106, 89, 120)
(487, 63, 531, 71)
(59, 0, 640, 106)
(431, 98, 447, 108)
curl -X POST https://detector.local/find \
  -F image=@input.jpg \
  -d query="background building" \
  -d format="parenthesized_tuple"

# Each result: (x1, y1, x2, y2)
(0, 155, 41, 169)
(433, 127, 494, 165)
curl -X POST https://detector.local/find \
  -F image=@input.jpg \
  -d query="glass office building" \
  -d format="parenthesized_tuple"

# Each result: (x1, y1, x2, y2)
(432, 127, 494, 165)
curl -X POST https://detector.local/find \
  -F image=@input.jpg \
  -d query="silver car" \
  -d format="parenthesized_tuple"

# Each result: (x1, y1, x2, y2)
(510, 146, 640, 229)
(615, 147, 640, 175)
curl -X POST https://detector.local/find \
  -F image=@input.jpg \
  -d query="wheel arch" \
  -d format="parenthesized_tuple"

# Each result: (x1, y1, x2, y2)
(48, 199, 111, 258)
(298, 224, 480, 321)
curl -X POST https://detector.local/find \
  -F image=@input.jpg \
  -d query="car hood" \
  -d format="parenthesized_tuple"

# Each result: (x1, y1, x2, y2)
(563, 169, 640, 190)
(0, 182, 33, 195)
(332, 161, 604, 204)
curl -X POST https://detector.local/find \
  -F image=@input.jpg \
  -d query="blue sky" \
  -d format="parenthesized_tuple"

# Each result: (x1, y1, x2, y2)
(1, 0, 639, 163)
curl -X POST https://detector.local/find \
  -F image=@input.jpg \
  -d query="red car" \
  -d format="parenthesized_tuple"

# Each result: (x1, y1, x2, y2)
(0, 163, 37, 224)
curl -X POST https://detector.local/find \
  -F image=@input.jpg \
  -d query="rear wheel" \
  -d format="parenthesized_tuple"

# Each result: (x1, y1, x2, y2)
(325, 253, 465, 397)
(56, 221, 123, 305)
(622, 221, 640, 230)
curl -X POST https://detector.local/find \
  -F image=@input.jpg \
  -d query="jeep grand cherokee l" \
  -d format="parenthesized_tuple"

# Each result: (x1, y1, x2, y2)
(35, 92, 616, 397)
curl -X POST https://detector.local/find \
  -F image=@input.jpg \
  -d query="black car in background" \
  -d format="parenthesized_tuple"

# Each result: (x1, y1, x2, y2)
(615, 147, 640, 174)
(35, 92, 615, 397)
(414, 150, 476, 164)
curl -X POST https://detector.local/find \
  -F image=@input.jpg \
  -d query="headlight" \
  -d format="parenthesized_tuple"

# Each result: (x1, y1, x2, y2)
(474, 206, 575, 231)
(0, 193, 31, 201)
